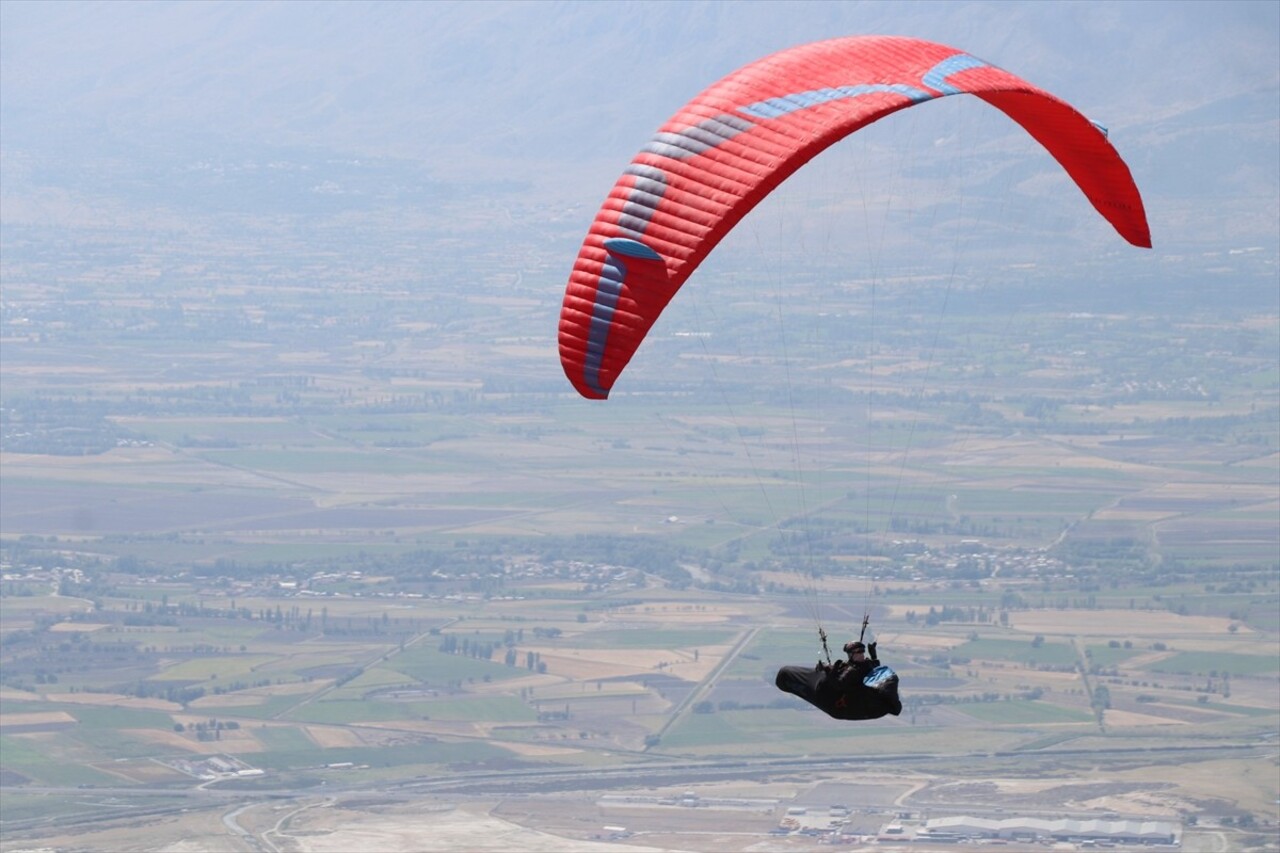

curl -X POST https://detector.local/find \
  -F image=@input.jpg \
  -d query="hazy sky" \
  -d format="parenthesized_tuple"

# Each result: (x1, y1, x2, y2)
(3, 1, 1274, 155)
(2, 1, 1277, 265)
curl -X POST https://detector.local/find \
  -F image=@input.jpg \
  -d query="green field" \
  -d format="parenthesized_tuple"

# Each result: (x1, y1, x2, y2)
(0, 735, 125, 786)
(68, 705, 177, 729)
(951, 638, 1080, 667)
(198, 449, 442, 474)
(282, 699, 435, 725)
(1, 305, 1275, 830)
(660, 707, 886, 750)
(248, 740, 509, 771)
(254, 725, 319, 752)
(951, 700, 1094, 725)
(212, 693, 305, 720)
(419, 695, 537, 722)
(1144, 651, 1280, 676)
(153, 654, 280, 682)
(0, 789, 183, 823)
(565, 628, 739, 649)
(131, 418, 340, 446)
(386, 647, 530, 685)
(324, 666, 418, 699)
(1085, 644, 1141, 666)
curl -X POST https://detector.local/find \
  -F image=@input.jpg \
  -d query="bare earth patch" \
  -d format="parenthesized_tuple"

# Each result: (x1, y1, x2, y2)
(123, 728, 212, 754)
(306, 725, 364, 748)
(943, 436, 1165, 475)
(468, 673, 563, 694)
(0, 710, 77, 728)
(1008, 610, 1239, 637)
(99, 760, 191, 785)
(0, 447, 294, 490)
(285, 802, 671, 853)
(756, 569, 872, 594)
(48, 621, 111, 633)
(188, 693, 267, 708)
(524, 640, 711, 681)
(355, 719, 502, 742)
(28, 807, 240, 853)
(189, 679, 320, 709)
(1093, 509, 1179, 521)
(1004, 755, 1280, 822)
(609, 604, 754, 624)
(1103, 709, 1189, 727)
(496, 741, 585, 757)
(882, 631, 962, 650)
(41, 691, 181, 711)
(138, 726, 265, 754)
(356, 718, 618, 753)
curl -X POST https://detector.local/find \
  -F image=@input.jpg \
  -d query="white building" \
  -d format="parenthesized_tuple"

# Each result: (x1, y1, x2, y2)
(921, 816, 1179, 846)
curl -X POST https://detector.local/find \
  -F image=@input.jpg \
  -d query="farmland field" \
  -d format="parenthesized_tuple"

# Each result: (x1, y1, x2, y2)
(951, 638, 1080, 666)
(1143, 651, 1279, 676)
(2, 201, 1276, 852)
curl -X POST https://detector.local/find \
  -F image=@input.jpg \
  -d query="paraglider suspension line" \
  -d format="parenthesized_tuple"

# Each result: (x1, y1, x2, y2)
(859, 613, 870, 645)
(818, 626, 833, 666)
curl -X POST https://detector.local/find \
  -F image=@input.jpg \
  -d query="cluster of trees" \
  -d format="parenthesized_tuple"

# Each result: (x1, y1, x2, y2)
(519, 650, 547, 673)
(1055, 536, 1148, 567)
(436, 632, 550, 673)
(127, 680, 205, 706)
(0, 398, 135, 455)
(904, 605, 997, 625)
(902, 689, 1045, 708)
(437, 634, 498, 660)
(693, 696, 800, 714)
(174, 718, 241, 741)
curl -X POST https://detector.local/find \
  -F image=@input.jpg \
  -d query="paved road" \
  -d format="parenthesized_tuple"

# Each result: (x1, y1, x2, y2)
(3, 742, 1263, 842)
(222, 802, 270, 853)
(651, 625, 760, 744)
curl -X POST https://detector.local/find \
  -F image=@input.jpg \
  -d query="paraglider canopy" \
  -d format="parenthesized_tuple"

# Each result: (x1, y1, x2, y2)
(558, 35, 1151, 400)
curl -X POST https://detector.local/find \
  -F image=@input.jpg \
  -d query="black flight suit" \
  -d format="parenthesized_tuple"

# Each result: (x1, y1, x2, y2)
(775, 650, 902, 721)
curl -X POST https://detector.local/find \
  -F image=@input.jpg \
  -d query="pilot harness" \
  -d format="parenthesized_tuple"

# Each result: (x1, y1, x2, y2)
(818, 613, 870, 666)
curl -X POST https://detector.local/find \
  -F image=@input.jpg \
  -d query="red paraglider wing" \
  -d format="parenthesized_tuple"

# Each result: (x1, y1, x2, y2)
(558, 35, 1151, 400)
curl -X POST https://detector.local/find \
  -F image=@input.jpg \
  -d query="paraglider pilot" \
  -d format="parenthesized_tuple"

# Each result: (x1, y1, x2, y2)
(775, 630, 902, 721)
